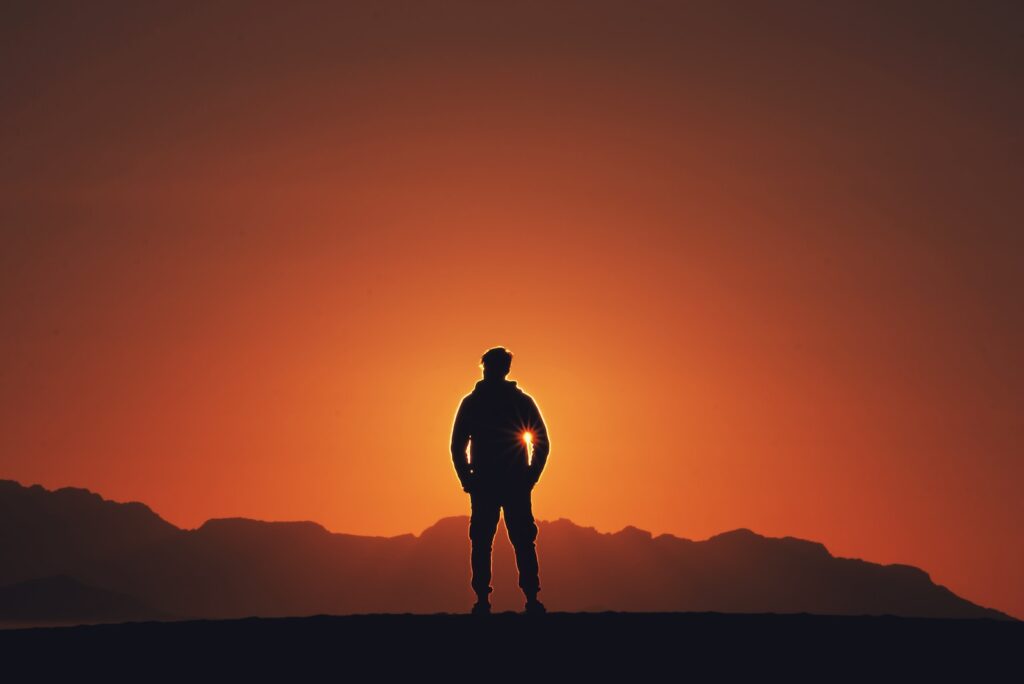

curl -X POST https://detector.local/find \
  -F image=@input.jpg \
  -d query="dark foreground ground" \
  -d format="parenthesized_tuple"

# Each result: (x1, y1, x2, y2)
(2, 611, 1020, 677)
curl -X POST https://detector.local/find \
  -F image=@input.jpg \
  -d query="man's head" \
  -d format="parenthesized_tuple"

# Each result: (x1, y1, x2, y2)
(480, 346, 513, 380)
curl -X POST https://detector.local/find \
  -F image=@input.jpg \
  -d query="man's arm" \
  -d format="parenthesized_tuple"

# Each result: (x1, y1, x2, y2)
(525, 395, 550, 485)
(450, 396, 474, 490)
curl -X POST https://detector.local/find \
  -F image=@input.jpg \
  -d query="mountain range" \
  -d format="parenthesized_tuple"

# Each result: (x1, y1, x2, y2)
(0, 478, 1013, 627)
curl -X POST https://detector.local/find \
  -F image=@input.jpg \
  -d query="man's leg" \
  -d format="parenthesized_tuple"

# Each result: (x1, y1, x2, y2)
(502, 486, 541, 599)
(469, 489, 501, 602)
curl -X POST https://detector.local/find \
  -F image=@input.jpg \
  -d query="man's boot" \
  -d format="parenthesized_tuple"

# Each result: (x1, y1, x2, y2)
(471, 588, 492, 615)
(524, 591, 546, 615)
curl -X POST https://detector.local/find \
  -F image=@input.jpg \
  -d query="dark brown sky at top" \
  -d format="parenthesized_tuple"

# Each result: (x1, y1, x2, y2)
(1, 1, 1022, 618)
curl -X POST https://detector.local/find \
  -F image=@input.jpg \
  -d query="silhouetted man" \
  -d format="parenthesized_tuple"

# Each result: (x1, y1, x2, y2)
(450, 346, 550, 615)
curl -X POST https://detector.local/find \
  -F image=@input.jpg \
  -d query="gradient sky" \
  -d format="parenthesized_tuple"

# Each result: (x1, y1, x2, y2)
(2, 1, 1022, 618)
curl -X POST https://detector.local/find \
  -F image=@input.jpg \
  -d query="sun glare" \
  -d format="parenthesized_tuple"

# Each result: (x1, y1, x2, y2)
(523, 431, 533, 445)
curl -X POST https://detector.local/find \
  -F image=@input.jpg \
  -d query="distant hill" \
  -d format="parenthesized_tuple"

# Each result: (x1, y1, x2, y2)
(0, 478, 1014, 625)
(0, 574, 177, 628)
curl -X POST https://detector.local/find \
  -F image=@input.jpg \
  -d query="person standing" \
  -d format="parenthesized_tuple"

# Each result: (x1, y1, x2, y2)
(450, 346, 550, 615)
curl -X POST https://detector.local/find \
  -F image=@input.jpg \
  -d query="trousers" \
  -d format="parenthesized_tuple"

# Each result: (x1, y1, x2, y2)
(468, 483, 541, 598)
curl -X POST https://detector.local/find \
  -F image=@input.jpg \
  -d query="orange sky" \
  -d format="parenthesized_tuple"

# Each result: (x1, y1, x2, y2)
(1, 2, 1021, 619)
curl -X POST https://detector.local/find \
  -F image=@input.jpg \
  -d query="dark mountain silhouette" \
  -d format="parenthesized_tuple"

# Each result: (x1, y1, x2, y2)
(0, 574, 176, 628)
(0, 478, 1014, 627)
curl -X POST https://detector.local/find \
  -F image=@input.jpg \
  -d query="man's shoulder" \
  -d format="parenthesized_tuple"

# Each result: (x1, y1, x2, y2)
(516, 387, 540, 407)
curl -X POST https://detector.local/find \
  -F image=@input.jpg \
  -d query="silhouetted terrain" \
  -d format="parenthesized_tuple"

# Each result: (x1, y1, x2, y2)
(0, 479, 1014, 628)
(2, 612, 1021, 676)
(0, 575, 175, 628)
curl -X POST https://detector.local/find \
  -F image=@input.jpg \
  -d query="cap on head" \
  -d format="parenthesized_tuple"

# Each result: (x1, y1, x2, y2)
(480, 346, 513, 378)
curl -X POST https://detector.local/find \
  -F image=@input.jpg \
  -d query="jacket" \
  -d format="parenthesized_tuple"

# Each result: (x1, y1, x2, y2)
(450, 377, 550, 491)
